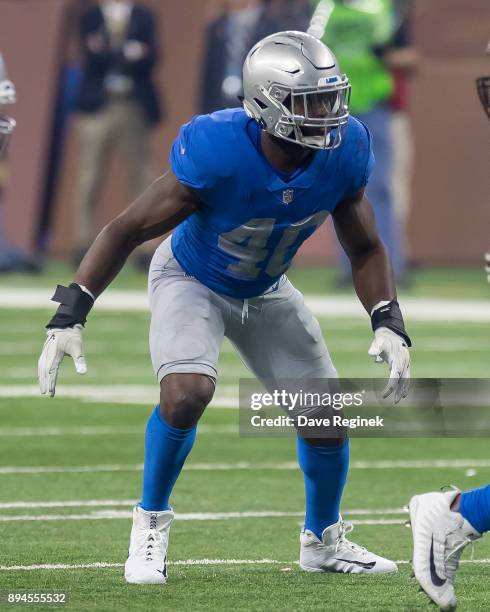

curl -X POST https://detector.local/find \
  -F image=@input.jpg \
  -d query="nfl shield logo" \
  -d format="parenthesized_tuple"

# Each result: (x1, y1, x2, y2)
(282, 189, 294, 205)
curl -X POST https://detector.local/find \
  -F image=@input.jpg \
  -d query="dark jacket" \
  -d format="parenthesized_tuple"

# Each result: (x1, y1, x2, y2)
(77, 4, 162, 125)
(199, 2, 312, 115)
(199, 9, 280, 115)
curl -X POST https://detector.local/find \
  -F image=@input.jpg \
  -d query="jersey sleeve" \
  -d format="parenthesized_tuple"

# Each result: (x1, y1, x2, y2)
(340, 117, 375, 200)
(169, 116, 219, 192)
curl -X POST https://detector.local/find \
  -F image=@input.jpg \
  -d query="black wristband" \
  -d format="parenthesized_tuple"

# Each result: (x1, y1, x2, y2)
(371, 299, 412, 347)
(46, 283, 94, 329)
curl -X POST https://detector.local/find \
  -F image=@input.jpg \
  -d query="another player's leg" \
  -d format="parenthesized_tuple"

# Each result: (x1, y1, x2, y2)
(227, 280, 397, 574)
(458, 484, 490, 535)
(125, 238, 224, 584)
(409, 485, 488, 610)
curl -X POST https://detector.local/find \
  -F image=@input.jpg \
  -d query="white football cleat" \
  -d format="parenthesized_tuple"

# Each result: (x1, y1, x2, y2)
(408, 489, 481, 611)
(300, 517, 398, 574)
(124, 506, 174, 584)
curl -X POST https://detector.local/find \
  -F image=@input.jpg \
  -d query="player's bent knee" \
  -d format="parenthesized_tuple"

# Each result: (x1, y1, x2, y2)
(159, 373, 215, 428)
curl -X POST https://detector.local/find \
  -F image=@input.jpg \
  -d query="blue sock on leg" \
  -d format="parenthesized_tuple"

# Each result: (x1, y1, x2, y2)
(140, 405, 197, 511)
(297, 435, 350, 539)
(459, 484, 490, 534)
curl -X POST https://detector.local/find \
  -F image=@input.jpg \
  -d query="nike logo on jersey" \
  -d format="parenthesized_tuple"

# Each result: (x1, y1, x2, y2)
(429, 535, 446, 586)
(180, 144, 186, 155)
(334, 558, 376, 570)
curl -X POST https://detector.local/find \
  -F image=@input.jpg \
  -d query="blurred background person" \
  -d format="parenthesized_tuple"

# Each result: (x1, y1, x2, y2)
(0, 53, 39, 273)
(73, 0, 162, 264)
(200, 0, 312, 114)
(264, 0, 312, 32)
(36, 0, 86, 257)
(309, 0, 408, 284)
(477, 40, 490, 282)
(386, 0, 416, 281)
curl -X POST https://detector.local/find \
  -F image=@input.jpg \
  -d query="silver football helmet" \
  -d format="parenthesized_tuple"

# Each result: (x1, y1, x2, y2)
(0, 54, 16, 157)
(243, 31, 350, 150)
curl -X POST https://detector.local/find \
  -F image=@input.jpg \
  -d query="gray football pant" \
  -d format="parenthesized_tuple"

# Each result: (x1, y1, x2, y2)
(149, 237, 337, 386)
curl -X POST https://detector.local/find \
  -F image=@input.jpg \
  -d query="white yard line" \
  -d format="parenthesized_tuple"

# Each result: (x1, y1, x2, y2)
(0, 459, 489, 475)
(0, 424, 237, 437)
(306, 296, 490, 322)
(1, 337, 487, 364)
(0, 385, 238, 407)
(1, 558, 490, 572)
(0, 559, 283, 571)
(0, 510, 301, 522)
(0, 500, 406, 513)
(3, 379, 490, 405)
(0, 510, 405, 524)
(0, 499, 140, 509)
(0, 288, 488, 321)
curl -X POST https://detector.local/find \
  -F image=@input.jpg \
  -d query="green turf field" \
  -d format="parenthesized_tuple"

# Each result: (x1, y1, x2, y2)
(0, 267, 489, 611)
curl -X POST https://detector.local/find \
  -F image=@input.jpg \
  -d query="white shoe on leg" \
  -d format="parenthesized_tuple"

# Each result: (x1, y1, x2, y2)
(300, 517, 398, 574)
(124, 506, 174, 584)
(408, 489, 481, 611)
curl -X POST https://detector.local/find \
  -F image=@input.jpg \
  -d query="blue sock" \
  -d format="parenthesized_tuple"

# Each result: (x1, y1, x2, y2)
(459, 484, 490, 534)
(140, 405, 196, 511)
(297, 435, 350, 539)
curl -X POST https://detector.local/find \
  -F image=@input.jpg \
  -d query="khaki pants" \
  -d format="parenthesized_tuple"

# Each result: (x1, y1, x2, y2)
(74, 99, 151, 250)
(390, 111, 413, 237)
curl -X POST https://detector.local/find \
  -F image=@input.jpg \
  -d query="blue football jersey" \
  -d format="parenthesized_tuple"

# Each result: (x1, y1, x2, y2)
(170, 109, 373, 299)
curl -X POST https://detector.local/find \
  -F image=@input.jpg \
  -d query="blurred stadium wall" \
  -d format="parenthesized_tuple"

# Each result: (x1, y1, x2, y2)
(0, 0, 489, 265)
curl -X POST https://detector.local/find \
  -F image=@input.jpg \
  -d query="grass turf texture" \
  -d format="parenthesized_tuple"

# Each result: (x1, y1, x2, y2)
(0, 267, 489, 610)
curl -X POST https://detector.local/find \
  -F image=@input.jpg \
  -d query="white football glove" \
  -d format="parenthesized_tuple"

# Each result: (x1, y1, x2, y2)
(38, 325, 87, 397)
(368, 327, 410, 404)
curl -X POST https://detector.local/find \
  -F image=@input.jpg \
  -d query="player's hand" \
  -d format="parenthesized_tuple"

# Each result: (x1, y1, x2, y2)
(368, 327, 410, 404)
(38, 325, 87, 397)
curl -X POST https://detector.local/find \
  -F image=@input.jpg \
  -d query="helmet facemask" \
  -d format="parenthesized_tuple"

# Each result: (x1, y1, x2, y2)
(259, 77, 351, 150)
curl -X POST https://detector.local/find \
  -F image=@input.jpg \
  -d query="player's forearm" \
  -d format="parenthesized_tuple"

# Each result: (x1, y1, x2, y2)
(74, 174, 197, 298)
(349, 241, 396, 314)
(74, 217, 137, 298)
(46, 174, 198, 329)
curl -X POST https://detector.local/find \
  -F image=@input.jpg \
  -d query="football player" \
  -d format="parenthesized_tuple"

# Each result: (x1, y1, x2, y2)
(408, 42, 490, 611)
(38, 32, 411, 584)
(408, 486, 488, 610)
